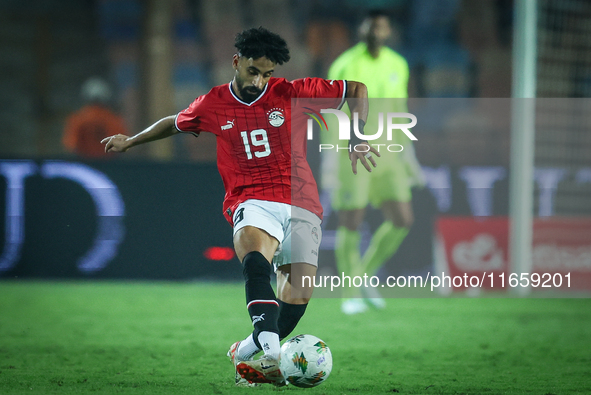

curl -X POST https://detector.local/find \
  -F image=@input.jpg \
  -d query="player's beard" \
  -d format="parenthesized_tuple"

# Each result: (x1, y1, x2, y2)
(237, 81, 263, 103)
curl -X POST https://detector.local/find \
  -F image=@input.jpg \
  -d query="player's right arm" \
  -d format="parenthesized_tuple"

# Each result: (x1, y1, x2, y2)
(344, 81, 380, 174)
(101, 115, 178, 153)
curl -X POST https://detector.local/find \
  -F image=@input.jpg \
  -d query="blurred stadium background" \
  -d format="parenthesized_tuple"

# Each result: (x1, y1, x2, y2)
(1, 1, 591, 394)
(0, 0, 590, 290)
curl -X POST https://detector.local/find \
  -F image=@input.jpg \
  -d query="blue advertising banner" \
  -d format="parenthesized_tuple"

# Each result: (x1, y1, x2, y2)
(0, 160, 240, 280)
(1, 159, 587, 280)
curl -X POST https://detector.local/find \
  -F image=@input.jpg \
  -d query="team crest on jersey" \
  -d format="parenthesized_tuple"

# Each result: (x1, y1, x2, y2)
(267, 108, 285, 127)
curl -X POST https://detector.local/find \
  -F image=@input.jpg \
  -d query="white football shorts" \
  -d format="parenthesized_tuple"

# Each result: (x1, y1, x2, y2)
(232, 199, 322, 269)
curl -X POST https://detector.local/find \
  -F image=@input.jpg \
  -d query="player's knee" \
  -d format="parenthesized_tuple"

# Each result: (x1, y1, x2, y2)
(388, 210, 414, 229)
(338, 209, 365, 230)
(284, 295, 312, 305)
(300, 296, 312, 305)
(278, 275, 315, 304)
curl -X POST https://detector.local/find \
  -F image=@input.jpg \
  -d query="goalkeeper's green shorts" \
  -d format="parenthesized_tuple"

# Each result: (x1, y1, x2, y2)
(331, 152, 412, 210)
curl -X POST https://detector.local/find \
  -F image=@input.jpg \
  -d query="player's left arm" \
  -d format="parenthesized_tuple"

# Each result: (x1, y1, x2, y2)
(345, 81, 380, 174)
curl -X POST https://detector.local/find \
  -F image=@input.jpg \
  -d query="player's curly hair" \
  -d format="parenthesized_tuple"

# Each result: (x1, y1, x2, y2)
(234, 27, 290, 65)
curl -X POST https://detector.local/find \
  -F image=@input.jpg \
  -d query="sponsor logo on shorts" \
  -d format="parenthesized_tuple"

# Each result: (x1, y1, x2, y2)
(311, 227, 319, 244)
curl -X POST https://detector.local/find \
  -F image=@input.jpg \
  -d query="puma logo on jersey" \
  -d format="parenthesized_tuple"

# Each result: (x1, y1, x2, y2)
(221, 119, 235, 130)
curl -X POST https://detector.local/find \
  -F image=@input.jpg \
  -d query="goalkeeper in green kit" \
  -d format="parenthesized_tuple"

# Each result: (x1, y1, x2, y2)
(323, 9, 425, 314)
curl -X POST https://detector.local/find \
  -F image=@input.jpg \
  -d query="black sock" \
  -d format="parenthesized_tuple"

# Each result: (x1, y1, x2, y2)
(278, 300, 308, 340)
(242, 251, 279, 348)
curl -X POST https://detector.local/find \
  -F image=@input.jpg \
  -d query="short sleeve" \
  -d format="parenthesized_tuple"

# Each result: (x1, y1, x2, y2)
(291, 78, 347, 109)
(175, 95, 206, 136)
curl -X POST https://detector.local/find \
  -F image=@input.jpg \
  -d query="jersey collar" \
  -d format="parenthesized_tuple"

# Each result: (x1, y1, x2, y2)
(228, 81, 269, 106)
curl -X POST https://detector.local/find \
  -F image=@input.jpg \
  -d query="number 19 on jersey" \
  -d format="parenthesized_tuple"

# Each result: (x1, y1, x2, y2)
(240, 129, 271, 159)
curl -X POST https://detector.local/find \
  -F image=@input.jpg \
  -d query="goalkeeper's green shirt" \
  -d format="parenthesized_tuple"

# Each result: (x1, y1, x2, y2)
(326, 42, 410, 145)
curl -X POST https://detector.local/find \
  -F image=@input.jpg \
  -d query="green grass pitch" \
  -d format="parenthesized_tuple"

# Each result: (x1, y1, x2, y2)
(1, 281, 590, 394)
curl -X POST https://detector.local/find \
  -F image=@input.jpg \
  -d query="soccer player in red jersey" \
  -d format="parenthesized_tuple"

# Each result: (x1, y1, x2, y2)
(101, 27, 379, 386)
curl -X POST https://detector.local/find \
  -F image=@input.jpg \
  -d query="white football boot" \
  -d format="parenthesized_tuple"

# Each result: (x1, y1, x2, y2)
(236, 354, 286, 386)
(341, 298, 369, 315)
(361, 286, 386, 309)
(227, 341, 259, 387)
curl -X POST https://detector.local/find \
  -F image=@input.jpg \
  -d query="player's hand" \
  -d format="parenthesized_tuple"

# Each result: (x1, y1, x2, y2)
(101, 134, 131, 153)
(349, 143, 380, 175)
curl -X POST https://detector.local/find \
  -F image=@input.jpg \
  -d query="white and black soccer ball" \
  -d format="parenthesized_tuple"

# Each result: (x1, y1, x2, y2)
(280, 334, 332, 388)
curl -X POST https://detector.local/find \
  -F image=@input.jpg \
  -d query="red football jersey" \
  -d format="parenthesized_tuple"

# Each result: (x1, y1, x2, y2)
(175, 77, 346, 224)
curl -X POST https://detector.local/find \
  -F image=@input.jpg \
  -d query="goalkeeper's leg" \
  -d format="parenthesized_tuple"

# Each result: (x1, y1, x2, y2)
(335, 209, 368, 314)
(360, 200, 413, 307)
(362, 200, 413, 276)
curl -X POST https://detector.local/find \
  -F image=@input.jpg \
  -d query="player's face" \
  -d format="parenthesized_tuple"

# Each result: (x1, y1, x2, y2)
(232, 55, 275, 103)
(360, 16, 391, 49)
